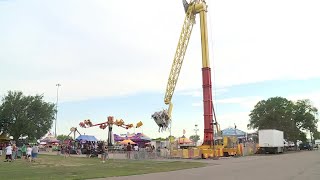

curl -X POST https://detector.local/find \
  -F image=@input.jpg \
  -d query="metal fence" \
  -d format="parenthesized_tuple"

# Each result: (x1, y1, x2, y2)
(242, 142, 258, 156)
(46, 143, 260, 160)
(106, 150, 166, 160)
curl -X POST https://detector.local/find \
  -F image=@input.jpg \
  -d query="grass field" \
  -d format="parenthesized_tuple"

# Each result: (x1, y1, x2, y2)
(0, 154, 206, 180)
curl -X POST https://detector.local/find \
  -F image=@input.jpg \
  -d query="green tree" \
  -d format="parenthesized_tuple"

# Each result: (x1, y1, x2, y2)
(57, 134, 73, 141)
(293, 99, 318, 134)
(313, 131, 320, 140)
(247, 97, 295, 139)
(0, 91, 56, 141)
(189, 135, 200, 143)
(167, 135, 175, 143)
(152, 137, 167, 141)
(247, 97, 318, 144)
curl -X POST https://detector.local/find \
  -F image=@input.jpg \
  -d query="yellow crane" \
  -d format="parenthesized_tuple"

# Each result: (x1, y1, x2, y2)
(152, 0, 219, 158)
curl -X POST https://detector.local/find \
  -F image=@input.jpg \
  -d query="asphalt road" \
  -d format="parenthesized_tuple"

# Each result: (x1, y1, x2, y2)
(100, 150, 320, 180)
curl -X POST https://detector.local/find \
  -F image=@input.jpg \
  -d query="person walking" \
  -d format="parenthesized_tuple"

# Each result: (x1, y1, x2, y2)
(4, 143, 12, 162)
(100, 144, 109, 163)
(31, 144, 39, 162)
(64, 145, 70, 158)
(126, 142, 132, 159)
(0, 143, 3, 156)
(86, 143, 91, 158)
(21, 144, 27, 159)
(12, 144, 17, 160)
(26, 145, 32, 162)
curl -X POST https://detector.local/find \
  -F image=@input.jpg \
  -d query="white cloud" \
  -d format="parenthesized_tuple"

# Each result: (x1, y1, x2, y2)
(287, 92, 320, 107)
(178, 88, 228, 97)
(216, 96, 262, 109)
(191, 102, 202, 107)
(179, 90, 203, 97)
(1, 0, 320, 102)
(216, 112, 253, 132)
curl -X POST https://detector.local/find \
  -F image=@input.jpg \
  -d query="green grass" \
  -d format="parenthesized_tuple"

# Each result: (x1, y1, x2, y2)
(0, 155, 206, 180)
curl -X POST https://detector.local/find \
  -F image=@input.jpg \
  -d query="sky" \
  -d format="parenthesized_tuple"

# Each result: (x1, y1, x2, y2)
(1, 0, 320, 141)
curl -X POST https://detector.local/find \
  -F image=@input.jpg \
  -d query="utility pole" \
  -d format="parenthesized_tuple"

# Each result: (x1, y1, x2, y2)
(194, 124, 199, 146)
(194, 124, 199, 136)
(55, 83, 61, 138)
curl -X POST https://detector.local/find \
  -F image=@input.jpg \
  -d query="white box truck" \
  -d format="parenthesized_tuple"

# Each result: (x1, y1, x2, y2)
(259, 129, 285, 154)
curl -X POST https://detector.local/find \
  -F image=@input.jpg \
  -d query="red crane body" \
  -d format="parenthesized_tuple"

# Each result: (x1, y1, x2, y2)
(202, 67, 214, 145)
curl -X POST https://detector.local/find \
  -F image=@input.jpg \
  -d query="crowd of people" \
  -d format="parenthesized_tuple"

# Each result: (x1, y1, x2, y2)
(0, 143, 39, 162)
(0, 139, 161, 164)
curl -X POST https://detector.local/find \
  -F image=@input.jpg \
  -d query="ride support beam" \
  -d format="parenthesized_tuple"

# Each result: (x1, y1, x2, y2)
(202, 67, 213, 145)
(198, 3, 214, 145)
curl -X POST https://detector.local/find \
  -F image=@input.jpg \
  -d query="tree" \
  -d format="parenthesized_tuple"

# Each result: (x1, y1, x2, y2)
(247, 97, 318, 144)
(293, 99, 318, 134)
(313, 131, 320, 140)
(57, 134, 73, 141)
(189, 135, 200, 143)
(0, 91, 56, 141)
(248, 97, 295, 138)
(152, 137, 167, 141)
(167, 135, 175, 143)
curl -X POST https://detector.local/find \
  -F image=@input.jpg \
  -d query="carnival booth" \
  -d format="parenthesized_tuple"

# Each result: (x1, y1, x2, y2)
(75, 135, 99, 155)
(76, 135, 98, 142)
(0, 133, 11, 142)
(221, 128, 247, 143)
(119, 139, 136, 145)
(40, 133, 60, 151)
(177, 136, 195, 149)
(114, 133, 151, 148)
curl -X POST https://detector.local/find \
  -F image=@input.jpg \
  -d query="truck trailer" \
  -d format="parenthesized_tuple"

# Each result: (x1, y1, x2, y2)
(259, 129, 285, 154)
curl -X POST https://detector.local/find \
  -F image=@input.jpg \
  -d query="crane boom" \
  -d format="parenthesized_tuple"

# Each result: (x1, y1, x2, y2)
(164, 5, 196, 118)
(152, 0, 217, 148)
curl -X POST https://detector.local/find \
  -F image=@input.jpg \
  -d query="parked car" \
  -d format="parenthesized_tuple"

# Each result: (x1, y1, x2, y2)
(299, 143, 312, 150)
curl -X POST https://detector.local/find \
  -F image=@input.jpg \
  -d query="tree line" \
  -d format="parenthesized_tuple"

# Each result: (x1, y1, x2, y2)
(1, 91, 319, 144)
(0, 91, 56, 141)
(248, 97, 320, 143)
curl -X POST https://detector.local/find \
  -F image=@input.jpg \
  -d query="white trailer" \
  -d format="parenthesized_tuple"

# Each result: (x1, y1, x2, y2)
(259, 129, 285, 154)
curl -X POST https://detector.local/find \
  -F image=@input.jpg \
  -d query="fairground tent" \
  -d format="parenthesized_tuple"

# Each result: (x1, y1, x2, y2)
(177, 137, 193, 144)
(40, 132, 59, 143)
(119, 139, 136, 145)
(114, 133, 151, 142)
(76, 135, 98, 142)
(0, 133, 11, 142)
(221, 128, 246, 138)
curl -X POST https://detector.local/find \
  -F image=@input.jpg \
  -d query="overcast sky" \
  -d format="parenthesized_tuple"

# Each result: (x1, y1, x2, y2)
(1, 0, 320, 141)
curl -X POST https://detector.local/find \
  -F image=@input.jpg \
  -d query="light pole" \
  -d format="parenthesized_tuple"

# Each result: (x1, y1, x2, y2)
(194, 124, 199, 146)
(55, 83, 61, 138)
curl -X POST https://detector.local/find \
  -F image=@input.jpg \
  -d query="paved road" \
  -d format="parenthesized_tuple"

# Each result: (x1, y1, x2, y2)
(98, 150, 320, 180)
